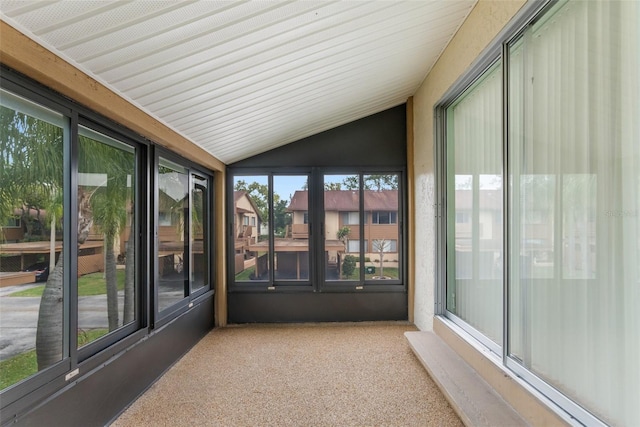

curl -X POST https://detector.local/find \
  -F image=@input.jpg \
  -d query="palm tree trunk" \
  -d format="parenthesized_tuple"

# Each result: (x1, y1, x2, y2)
(105, 233, 119, 331)
(49, 215, 56, 272)
(123, 228, 135, 324)
(36, 252, 64, 370)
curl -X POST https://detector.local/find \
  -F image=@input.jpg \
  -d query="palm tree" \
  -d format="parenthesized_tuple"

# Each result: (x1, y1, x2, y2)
(90, 183, 126, 331)
(79, 134, 135, 333)
(1, 104, 68, 370)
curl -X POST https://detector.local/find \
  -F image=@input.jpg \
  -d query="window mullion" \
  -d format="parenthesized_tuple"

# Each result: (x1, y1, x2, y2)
(501, 41, 510, 365)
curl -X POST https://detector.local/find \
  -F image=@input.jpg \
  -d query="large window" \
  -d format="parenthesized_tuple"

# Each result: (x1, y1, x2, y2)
(156, 155, 211, 319)
(445, 62, 503, 347)
(78, 126, 138, 348)
(324, 173, 401, 283)
(229, 170, 404, 288)
(231, 174, 310, 284)
(440, 1, 639, 425)
(0, 75, 214, 409)
(0, 89, 67, 388)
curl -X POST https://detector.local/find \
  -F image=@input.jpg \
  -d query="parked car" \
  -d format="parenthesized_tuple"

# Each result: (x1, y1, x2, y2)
(24, 262, 49, 282)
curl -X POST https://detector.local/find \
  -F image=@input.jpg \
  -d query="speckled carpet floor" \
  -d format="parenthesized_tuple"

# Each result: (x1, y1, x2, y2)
(111, 322, 462, 427)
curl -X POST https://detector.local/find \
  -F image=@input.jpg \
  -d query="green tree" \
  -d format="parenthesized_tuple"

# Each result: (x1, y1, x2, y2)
(336, 226, 350, 242)
(342, 255, 356, 279)
(341, 174, 399, 191)
(79, 135, 135, 332)
(1, 105, 67, 370)
(363, 174, 398, 191)
(325, 182, 343, 191)
(273, 199, 290, 237)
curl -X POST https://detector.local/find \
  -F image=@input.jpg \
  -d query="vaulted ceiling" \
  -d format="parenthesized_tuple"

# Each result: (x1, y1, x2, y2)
(0, 0, 476, 164)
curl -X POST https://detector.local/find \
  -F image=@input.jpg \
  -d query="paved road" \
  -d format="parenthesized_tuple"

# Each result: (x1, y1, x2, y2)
(0, 284, 125, 361)
(1, 282, 184, 361)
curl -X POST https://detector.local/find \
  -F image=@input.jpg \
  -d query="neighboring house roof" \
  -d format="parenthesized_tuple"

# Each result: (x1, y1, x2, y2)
(233, 191, 247, 203)
(12, 207, 47, 219)
(288, 190, 398, 211)
(234, 191, 263, 222)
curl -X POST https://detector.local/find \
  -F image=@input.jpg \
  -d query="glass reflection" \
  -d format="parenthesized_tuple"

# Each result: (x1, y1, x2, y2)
(190, 175, 207, 293)
(0, 90, 65, 387)
(78, 127, 136, 347)
(157, 159, 188, 311)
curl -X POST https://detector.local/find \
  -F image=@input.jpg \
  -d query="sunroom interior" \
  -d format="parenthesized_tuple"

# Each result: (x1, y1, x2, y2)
(1, 1, 638, 426)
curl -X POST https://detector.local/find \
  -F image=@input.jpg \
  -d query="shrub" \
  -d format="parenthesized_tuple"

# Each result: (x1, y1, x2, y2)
(342, 255, 357, 278)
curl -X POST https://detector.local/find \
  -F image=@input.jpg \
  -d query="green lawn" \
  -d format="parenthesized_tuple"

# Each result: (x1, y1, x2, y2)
(364, 267, 399, 280)
(234, 266, 399, 281)
(8, 270, 125, 298)
(0, 329, 108, 389)
(235, 266, 255, 281)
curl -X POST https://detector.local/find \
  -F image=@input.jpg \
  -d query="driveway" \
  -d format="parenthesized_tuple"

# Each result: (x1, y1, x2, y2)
(0, 285, 124, 361)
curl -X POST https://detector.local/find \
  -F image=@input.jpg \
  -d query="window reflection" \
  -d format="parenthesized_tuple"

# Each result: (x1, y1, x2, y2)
(157, 159, 188, 311)
(77, 127, 137, 347)
(190, 175, 207, 293)
(0, 90, 65, 387)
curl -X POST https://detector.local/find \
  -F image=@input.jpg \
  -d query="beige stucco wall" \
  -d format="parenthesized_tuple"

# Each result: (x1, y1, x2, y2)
(411, 0, 526, 331)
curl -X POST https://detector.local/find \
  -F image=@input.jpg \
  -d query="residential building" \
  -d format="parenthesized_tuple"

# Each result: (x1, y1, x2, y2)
(288, 189, 399, 263)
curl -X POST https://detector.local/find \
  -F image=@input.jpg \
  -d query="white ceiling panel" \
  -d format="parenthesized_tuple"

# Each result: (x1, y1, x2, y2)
(1, 0, 477, 164)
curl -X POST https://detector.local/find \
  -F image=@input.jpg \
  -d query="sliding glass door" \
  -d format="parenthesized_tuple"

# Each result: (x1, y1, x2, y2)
(507, 1, 639, 424)
(441, 1, 639, 424)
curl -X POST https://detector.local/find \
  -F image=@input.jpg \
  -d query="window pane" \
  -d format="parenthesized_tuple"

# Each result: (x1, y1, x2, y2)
(0, 90, 66, 387)
(365, 174, 400, 281)
(324, 174, 359, 281)
(77, 127, 136, 347)
(233, 176, 268, 282)
(190, 174, 207, 293)
(157, 159, 188, 311)
(508, 1, 639, 424)
(446, 62, 503, 345)
(275, 175, 309, 281)
(347, 239, 360, 253)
